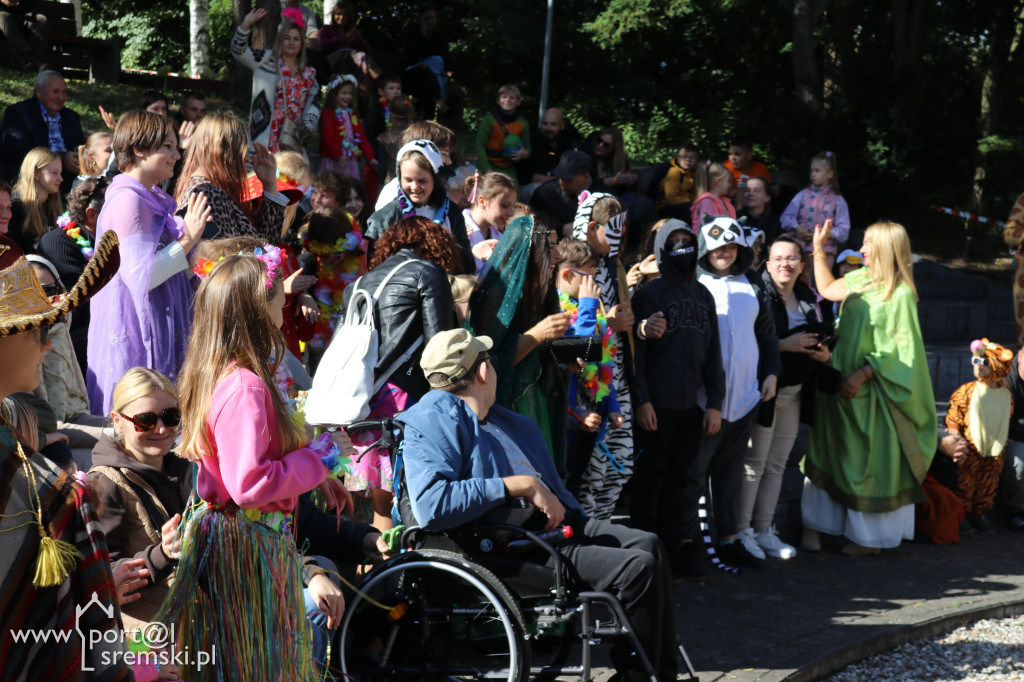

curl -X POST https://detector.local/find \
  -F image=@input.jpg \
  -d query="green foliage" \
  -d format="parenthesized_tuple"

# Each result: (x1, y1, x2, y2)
(82, 1, 189, 72)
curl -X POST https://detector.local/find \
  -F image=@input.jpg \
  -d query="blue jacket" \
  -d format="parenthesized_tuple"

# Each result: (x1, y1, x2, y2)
(396, 390, 584, 531)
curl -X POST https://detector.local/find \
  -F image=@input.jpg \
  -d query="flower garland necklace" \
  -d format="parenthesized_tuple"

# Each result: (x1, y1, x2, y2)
(334, 108, 364, 160)
(303, 227, 366, 348)
(56, 212, 94, 260)
(558, 290, 619, 403)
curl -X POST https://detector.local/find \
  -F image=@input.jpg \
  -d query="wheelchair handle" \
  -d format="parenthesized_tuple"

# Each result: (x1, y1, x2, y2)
(345, 417, 399, 435)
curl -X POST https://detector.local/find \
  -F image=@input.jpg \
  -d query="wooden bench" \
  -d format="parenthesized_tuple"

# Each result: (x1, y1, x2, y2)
(39, 0, 120, 83)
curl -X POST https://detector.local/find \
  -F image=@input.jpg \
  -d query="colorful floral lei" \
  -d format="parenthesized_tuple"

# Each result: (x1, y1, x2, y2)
(57, 212, 94, 260)
(304, 228, 366, 349)
(335, 108, 365, 160)
(558, 290, 619, 403)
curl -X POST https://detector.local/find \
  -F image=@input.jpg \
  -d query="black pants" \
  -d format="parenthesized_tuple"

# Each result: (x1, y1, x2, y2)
(692, 406, 759, 538)
(631, 405, 703, 552)
(565, 429, 598, 498)
(552, 512, 677, 681)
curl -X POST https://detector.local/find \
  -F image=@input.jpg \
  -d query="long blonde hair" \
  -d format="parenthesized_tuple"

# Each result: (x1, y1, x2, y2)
(863, 221, 917, 302)
(176, 255, 303, 461)
(15, 148, 64, 244)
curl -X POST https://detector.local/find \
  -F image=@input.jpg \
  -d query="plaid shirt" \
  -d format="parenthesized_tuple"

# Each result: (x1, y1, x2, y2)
(39, 102, 66, 153)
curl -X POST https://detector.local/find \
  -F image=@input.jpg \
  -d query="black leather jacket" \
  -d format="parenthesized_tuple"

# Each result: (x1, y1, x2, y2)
(340, 249, 455, 400)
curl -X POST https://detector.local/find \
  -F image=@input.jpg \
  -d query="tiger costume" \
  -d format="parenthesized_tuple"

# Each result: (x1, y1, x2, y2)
(945, 338, 1015, 519)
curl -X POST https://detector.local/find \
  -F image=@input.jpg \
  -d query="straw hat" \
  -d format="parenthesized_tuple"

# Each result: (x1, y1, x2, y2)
(0, 230, 120, 338)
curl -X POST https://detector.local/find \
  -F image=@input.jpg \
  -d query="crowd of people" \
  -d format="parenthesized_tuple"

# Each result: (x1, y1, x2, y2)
(3, 2, 1024, 681)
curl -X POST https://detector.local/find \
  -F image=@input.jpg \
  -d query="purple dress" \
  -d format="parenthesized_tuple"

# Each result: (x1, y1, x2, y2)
(87, 174, 194, 414)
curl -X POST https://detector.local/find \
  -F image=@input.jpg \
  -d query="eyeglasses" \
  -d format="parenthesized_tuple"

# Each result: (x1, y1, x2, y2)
(596, 139, 611, 148)
(768, 256, 802, 264)
(678, 155, 699, 162)
(971, 356, 990, 367)
(118, 408, 182, 432)
(37, 322, 51, 345)
(568, 268, 594, 277)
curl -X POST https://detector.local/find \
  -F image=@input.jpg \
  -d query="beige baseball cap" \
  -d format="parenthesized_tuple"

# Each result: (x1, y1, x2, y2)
(421, 329, 494, 387)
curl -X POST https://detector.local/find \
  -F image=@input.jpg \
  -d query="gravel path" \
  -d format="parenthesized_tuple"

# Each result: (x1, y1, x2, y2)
(827, 615, 1024, 682)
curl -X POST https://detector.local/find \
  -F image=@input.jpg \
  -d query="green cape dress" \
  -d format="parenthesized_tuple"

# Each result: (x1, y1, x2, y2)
(804, 267, 937, 513)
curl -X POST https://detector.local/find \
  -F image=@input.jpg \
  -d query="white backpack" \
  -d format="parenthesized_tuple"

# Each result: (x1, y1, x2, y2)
(304, 259, 423, 426)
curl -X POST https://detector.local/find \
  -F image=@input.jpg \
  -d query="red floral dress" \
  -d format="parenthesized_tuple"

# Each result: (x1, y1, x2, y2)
(269, 60, 317, 153)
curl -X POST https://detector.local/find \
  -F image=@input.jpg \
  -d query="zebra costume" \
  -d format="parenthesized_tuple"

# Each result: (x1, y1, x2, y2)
(571, 193, 634, 520)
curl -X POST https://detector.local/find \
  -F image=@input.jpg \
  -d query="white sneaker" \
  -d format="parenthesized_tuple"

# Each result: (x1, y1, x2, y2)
(736, 528, 766, 560)
(757, 526, 797, 559)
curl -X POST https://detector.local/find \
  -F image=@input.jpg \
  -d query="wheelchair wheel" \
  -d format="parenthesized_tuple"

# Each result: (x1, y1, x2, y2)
(340, 549, 531, 682)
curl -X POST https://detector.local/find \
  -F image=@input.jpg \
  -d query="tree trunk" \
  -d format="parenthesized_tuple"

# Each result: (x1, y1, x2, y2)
(823, 0, 856, 106)
(792, 0, 830, 117)
(890, 0, 927, 208)
(972, 1, 1024, 213)
(189, 0, 211, 78)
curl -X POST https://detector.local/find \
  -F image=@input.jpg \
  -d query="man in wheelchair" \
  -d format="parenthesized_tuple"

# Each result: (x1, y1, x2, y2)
(396, 329, 681, 682)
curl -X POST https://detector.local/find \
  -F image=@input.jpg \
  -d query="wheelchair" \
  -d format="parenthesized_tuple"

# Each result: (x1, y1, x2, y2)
(337, 418, 699, 682)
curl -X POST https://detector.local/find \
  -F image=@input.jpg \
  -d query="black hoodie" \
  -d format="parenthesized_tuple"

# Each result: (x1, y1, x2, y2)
(631, 219, 725, 411)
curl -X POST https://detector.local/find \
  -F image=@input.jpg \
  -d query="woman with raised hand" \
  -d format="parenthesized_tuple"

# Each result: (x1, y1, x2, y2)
(802, 219, 936, 555)
(232, 8, 321, 154)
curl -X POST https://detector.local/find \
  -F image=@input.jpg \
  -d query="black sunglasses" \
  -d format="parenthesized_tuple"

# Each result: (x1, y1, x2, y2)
(38, 322, 50, 345)
(118, 408, 182, 432)
(42, 280, 65, 298)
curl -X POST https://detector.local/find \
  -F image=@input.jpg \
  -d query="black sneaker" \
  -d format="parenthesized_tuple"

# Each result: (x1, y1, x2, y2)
(969, 514, 995, 535)
(670, 542, 708, 582)
(1009, 511, 1024, 532)
(717, 539, 767, 570)
(958, 518, 975, 537)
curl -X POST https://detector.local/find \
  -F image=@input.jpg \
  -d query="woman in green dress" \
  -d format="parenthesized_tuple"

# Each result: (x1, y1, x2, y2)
(802, 219, 936, 554)
(464, 215, 571, 469)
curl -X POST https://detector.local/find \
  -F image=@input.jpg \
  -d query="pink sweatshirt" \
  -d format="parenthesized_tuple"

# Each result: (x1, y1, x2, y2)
(196, 367, 327, 513)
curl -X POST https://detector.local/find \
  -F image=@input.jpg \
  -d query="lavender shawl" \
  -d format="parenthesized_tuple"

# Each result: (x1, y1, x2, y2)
(87, 174, 193, 413)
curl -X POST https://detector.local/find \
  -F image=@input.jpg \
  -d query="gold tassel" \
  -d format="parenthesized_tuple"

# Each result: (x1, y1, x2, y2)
(6, 433, 84, 588)
(33, 534, 82, 587)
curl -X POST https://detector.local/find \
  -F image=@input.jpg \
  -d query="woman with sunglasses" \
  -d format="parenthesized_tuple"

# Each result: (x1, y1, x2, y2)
(87, 367, 191, 632)
(0, 231, 134, 679)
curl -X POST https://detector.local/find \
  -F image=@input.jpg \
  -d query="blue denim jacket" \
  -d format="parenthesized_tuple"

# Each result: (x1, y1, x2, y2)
(397, 390, 584, 531)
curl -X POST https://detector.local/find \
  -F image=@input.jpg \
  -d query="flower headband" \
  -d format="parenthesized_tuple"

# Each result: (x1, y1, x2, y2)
(192, 244, 285, 290)
(326, 74, 358, 93)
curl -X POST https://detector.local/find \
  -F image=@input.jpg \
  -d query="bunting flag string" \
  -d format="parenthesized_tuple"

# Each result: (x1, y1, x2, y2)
(932, 205, 1007, 228)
